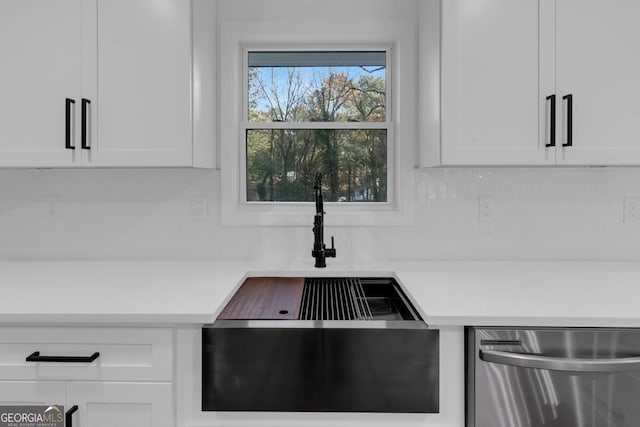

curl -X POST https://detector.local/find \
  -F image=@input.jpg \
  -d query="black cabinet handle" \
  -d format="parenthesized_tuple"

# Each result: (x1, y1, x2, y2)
(81, 98, 91, 150)
(26, 351, 100, 363)
(65, 98, 76, 150)
(66, 405, 79, 427)
(563, 94, 573, 147)
(545, 94, 556, 147)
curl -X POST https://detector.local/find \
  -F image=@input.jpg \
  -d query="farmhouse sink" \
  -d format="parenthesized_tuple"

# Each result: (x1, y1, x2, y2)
(202, 276, 439, 413)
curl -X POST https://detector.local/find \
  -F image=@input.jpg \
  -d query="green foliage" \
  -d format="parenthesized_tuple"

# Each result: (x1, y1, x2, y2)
(247, 65, 387, 202)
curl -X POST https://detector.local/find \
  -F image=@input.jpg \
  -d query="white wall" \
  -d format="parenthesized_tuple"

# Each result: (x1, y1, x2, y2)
(1, 167, 639, 262)
(1, 0, 639, 263)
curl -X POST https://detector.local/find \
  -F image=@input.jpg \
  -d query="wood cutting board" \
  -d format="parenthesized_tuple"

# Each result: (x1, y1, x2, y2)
(217, 277, 304, 320)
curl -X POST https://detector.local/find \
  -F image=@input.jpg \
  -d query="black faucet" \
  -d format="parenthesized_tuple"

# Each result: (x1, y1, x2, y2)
(312, 172, 336, 268)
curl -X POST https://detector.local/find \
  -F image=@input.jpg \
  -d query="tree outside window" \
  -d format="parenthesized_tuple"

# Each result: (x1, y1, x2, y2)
(245, 51, 389, 203)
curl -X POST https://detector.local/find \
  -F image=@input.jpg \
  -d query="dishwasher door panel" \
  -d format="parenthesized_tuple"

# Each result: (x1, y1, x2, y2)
(467, 327, 640, 427)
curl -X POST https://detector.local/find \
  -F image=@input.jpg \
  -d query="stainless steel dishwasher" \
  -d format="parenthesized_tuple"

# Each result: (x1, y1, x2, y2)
(466, 327, 640, 427)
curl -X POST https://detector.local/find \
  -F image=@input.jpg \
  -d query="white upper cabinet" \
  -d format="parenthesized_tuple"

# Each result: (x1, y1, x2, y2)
(0, 0, 193, 168)
(440, 0, 640, 166)
(0, 0, 83, 167)
(85, 0, 192, 167)
(556, 0, 640, 165)
(441, 0, 554, 165)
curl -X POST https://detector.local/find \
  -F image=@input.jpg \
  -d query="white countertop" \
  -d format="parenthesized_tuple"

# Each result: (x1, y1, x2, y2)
(394, 261, 640, 327)
(2, 260, 640, 326)
(0, 261, 246, 324)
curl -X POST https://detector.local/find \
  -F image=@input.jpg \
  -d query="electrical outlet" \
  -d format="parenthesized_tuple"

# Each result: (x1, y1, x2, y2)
(191, 195, 209, 221)
(44, 196, 62, 221)
(624, 197, 640, 223)
(478, 196, 494, 221)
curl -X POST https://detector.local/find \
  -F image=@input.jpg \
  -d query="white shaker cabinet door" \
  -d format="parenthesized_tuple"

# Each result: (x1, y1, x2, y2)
(0, 1, 82, 167)
(556, 0, 640, 165)
(441, 0, 555, 165)
(65, 382, 173, 427)
(83, 0, 192, 167)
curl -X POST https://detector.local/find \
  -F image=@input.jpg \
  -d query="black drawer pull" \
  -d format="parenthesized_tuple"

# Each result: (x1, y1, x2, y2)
(26, 351, 100, 363)
(66, 405, 79, 427)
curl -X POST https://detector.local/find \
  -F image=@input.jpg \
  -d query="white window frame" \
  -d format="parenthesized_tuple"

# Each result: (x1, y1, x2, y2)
(219, 17, 417, 227)
(241, 45, 394, 206)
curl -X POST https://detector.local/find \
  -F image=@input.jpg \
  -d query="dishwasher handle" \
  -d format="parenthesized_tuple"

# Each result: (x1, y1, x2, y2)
(480, 349, 640, 373)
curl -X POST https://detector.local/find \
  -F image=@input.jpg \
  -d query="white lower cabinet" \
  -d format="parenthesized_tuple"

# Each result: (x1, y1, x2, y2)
(0, 327, 174, 427)
(0, 381, 172, 427)
(67, 382, 173, 427)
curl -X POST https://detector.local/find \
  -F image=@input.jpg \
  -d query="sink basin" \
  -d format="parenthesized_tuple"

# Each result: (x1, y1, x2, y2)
(216, 276, 423, 321)
(202, 276, 439, 413)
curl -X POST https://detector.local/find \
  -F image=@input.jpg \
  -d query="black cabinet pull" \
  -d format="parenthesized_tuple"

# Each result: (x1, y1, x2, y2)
(81, 98, 91, 150)
(563, 94, 573, 147)
(65, 98, 76, 150)
(25, 351, 100, 363)
(65, 405, 79, 427)
(545, 94, 556, 147)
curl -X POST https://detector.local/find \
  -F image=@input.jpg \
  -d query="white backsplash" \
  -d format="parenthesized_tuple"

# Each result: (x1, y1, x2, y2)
(0, 167, 638, 262)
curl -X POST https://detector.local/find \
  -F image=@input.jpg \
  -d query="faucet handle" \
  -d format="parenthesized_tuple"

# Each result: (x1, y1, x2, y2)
(326, 236, 337, 258)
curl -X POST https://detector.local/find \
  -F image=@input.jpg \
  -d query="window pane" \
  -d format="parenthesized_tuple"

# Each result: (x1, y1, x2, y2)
(246, 129, 387, 202)
(248, 51, 386, 123)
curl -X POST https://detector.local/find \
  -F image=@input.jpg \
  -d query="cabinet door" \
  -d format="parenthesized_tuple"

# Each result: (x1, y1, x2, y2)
(556, 0, 640, 165)
(82, 0, 192, 167)
(441, 0, 555, 165)
(66, 382, 173, 427)
(0, 1, 82, 167)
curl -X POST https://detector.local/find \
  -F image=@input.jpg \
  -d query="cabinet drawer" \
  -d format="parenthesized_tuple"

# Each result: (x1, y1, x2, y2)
(0, 327, 172, 381)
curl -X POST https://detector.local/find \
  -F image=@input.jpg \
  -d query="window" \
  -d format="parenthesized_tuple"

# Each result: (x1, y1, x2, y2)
(217, 6, 418, 226)
(243, 49, 391, 203)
